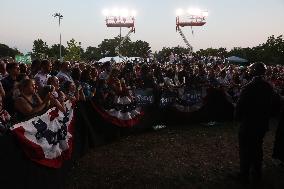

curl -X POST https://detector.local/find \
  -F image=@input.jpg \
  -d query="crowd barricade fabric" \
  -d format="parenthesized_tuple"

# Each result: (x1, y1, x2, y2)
(173, 86, 206, 113)
(133, 88, 155, 107)
(159, 90, 177, 108)
(91, 100, 144, 128)
(0, 87, 235, 188)
(10, 101, 75, 168)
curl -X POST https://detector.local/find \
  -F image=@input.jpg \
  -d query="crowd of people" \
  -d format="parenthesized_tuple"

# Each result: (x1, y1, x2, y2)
(0, 55, 284, 185)
(0, 56, 283, 129)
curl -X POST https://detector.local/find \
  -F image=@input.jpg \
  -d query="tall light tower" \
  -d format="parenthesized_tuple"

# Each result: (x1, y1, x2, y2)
(176, 8, 208, 54)
(53, 12, 63, 62)
(102, 8, 137, 62)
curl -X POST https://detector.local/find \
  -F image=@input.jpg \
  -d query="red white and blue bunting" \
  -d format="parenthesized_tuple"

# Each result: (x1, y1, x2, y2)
(10, 101, 75, 168)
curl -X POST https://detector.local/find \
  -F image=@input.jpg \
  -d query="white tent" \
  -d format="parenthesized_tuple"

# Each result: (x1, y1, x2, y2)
(98, 56, 124, 63)
(227, 56, 248, 63)
(99, 56, 142, 63)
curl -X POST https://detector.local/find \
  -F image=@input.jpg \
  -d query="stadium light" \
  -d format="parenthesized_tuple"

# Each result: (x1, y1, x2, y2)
(103, 8, 137, 29)
(112, 8, 120, 17)
(102, 9, 110, 16)
(176, 9, 184, 16)
(187, 8, 202, 16)
(120, 8, 129, 17)
(202, 11, 209, 17)
(103, 8, 137, 62)
(176, 8, 209, 22)
(130, 10, 137, 17)
(175, 7, 209, 54)
(103, 8, 137, 18)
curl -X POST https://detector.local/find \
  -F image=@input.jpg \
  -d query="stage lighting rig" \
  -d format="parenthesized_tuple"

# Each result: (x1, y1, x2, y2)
(103, 8, 137, 62)
(175, 8, 208, 53)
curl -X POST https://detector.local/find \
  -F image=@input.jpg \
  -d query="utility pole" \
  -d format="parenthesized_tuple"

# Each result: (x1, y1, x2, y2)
(53, 13, 63, 62)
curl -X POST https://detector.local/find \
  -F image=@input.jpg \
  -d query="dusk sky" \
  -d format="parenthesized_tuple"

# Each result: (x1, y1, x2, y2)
(1, 0, 283, 54)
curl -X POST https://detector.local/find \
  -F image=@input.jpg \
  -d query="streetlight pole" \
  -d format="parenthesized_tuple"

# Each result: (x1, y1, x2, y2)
(53, 13, 63, 62)
(119, 25, 122, 61)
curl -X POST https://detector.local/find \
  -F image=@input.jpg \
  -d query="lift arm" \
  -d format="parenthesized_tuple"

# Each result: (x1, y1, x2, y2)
(115, 28, 135, 62)
(177, 27, 193, 54)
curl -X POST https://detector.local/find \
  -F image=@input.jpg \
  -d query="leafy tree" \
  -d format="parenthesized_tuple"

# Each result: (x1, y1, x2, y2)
(261, 35, 284, 65)
(227, 47, 246, 58)
(156, 46, 188, 62)
(47, 44, 67, 60)
(98, 36, 151, 58)
(196, 47, 228, 57)
(0, 43, 22, 58)
(64, 38, 83, 61)
(32, 39, 49, 59)
(98, 36, 121, 57)
(226, 35, 284, 65)
(130, 40, 151, 58)
(82, 46, 102, 61)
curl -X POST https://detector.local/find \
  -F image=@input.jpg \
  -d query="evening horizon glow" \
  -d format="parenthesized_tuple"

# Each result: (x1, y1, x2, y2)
(0, 0, 283, 54)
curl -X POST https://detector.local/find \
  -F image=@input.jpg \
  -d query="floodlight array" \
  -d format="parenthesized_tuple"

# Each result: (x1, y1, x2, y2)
(102, 8, 137, 18)
(176, 8, 208, 18)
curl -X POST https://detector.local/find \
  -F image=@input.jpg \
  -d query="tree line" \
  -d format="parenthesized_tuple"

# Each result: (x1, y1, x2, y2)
(0, 35, 283, 65)
(156, 35, 284, 65)
(30, 36, 151, 62)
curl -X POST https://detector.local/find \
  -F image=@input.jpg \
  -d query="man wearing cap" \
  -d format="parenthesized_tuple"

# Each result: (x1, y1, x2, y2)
(236, 62, 279, 184)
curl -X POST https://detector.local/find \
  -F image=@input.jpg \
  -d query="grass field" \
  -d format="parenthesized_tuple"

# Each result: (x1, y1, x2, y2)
(66, 121, 284, 189)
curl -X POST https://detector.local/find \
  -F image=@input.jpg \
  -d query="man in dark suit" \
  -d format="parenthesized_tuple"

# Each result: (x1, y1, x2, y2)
(236, 62, 278, 184)
(273, 104, 284, 164)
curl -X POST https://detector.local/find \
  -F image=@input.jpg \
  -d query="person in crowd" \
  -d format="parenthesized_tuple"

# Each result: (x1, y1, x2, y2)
(1, 62, 20, 114)
(19, 63, 28, 75)
(0, 82, 5, 98)
(207, 68, 219, 87)
(120, 63, 136, 88)
(30, 59, 41, 78)
(14, 79, 53, 121)
(47, 76, 66, 104)
(107, 68, 125, 95)
(0, 60, 7, 80)
(225, 65, 234, 83)
(71, 67, 82, 88)
(56, 61, 73, 85)
(12, 73, 30, 100)
(0, 95, 11, 135)
(95, 78, 111, 107)
(39, 84, 66, 113)
(272, 97, 284, 165)
(34, 59, 52, 89)
(99, 61, 111, 80)
(50, 60, 61, 76)
(217, 69, 230, 87)
(79, 62, 86, 72)
(89, 66, 99, 89)
(239, 67, 249, 86)
(17, 73, 29, 82)
(80, 69, 95, 99)
(163, 68, 180, 91)
(62, 81, 85, 102)
(236, 62, 279, 184)
(141, 64, 157, 89)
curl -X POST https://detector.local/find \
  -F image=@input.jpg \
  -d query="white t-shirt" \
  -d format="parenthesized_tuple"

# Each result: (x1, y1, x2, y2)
(34, 71, 51, 88)
(56, 71, 74, 84)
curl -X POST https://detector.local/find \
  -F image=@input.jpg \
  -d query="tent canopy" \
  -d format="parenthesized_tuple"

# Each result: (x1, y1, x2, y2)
(99, 56, 142, 63)
(227, 56, 248, 63)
